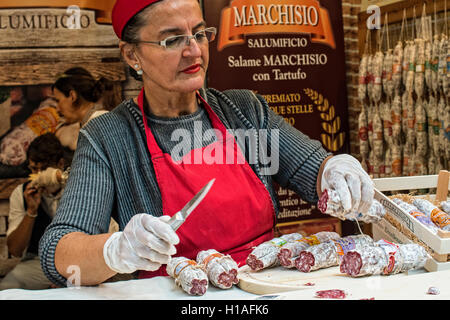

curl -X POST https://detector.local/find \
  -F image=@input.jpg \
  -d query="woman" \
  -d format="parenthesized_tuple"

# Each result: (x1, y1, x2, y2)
(53, 67, 117, 151)
(39, 0, 374, 287)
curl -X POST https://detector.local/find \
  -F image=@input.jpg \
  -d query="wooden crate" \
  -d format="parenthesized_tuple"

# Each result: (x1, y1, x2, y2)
(372, 170, 450, 272)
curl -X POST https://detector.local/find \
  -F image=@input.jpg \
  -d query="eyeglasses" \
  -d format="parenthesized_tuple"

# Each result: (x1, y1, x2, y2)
(133, 27, 217, 50)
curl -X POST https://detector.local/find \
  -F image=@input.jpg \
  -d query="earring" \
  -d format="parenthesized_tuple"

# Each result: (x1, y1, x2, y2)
(134, 64, 143, 76)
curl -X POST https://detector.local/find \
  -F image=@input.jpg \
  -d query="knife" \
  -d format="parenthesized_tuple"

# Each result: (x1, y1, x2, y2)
(167, 178, 215, 231)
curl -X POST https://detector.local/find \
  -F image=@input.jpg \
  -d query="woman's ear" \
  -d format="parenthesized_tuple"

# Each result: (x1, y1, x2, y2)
(69, 89, 78, 103)
(119, 41, 140, 70)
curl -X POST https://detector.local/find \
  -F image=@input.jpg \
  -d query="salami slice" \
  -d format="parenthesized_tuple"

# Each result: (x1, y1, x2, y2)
(167, 257, 209, 295)
(315, 289, 347, 299)
(197, 249, 239, 289)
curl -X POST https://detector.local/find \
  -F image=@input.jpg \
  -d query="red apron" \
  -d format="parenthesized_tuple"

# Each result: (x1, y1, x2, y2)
(136, 89, 275, 278)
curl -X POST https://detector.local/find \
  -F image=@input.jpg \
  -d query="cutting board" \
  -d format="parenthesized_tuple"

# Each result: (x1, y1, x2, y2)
(237, 265, 412, 296)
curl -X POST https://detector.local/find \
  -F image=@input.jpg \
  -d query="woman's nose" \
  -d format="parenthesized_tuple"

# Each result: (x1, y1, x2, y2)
(182, 38, 202, 57)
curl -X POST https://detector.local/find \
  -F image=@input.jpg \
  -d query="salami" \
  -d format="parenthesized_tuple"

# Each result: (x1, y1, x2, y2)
(431, 34, 441, 94)
(358, 54, 369, 102)
(295, 235, 374, 273)
(246, 233, 303, 271)
(372, 51, 384, 104)
(383, 49, 395, 99)
(359, 104, 370, 161)
(392, 40, 404, 94)
(438, 34, 448, 94)
(412, 198, 450, 231)
(167, 257, 208, 295)
(414, 98, 428, 158)
(197, 249, 239, 289)
(391, 94, 402, 144)
(340, 240, 428, 277)
(392, 198, 438, 232)
(441, 201, 450, 214)
(277, 231, 340, 268)
(318, 189, 386, 223)
(414, 38, 425, 98)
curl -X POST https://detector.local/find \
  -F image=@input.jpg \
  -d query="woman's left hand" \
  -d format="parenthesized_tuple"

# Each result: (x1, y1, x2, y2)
(320, 154, 374, 215)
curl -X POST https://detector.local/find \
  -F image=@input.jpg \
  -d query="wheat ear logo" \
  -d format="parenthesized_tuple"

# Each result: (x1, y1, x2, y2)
(304, 88, 345, 152)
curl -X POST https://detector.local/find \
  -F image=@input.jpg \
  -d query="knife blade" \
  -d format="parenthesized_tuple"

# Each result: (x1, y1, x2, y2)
(167, 178, 215, 231)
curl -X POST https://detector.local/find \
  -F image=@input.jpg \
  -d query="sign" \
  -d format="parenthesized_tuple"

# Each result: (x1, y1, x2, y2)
(0, 8, 116, 48)
(204, 0, 349, 224)
(0, 0, 114, 23)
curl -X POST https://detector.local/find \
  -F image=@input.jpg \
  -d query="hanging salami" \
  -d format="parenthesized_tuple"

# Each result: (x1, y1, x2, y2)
(438, 34, 448, 93)
(196, 249, 239, 289)
(414, 98, 428, 158)
(358, 104, 370, 162)
(392, 41, 404, 94)
(167, 257, 209, 295)
(431, 34, 441, 94)
(414, 38, 426, 98)
(358, 54, 369, 102)
(391, 94, 402, 144)
(383, 49, 395, 99)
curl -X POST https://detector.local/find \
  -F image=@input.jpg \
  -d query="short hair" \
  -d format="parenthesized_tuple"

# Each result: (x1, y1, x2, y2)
(27, 133, 64, 168)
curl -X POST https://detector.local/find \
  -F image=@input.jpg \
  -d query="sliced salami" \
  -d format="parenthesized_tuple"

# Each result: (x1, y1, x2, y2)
(197, 249, 239, 289)
(295, 234, 374, 273)
(340, 240, 428, 277)
(246, 233, 303, 271)
(277, 231, 340, 268)
(167, 257, 209, 295)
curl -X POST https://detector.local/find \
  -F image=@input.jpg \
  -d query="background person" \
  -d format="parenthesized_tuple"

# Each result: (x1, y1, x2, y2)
(0, 133, 70, 290)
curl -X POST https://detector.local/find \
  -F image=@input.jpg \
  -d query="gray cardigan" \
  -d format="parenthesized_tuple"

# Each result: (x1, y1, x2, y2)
(39, 88, 330, 286)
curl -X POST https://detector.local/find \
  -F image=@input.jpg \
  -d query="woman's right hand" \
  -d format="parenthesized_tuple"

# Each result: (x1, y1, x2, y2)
(103, 213, 180, 274)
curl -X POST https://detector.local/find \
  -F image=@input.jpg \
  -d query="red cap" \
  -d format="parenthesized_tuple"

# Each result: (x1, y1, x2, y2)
(112, 0, 161, 39)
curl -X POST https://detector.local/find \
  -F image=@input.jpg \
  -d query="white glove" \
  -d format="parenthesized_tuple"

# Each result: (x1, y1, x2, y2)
(103, 214, 180, 274)
(321, 154, 374, 215)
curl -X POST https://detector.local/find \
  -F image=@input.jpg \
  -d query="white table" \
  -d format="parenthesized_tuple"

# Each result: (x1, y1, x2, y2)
(1, 268, 450, 300)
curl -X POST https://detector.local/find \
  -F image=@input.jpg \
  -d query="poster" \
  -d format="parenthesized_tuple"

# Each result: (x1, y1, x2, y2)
(204, 0, 350, 227)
